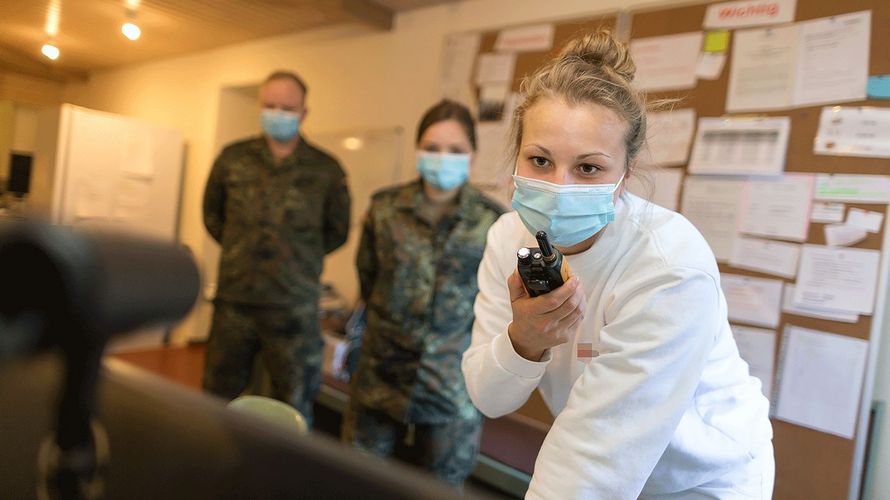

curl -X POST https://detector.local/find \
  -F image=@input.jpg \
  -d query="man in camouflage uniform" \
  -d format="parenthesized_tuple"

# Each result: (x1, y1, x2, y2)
(202, 71, 350, 424)
(343, 179, 503, 486)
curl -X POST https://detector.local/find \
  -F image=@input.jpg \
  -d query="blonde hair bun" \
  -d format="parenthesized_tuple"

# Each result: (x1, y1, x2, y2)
(559, 30, 636, 83)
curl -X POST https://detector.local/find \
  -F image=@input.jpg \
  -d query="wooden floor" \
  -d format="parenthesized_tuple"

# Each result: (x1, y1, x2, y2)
(111, 344, 207, 390)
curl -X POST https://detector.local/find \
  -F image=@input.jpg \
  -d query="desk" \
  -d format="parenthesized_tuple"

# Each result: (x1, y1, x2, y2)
(112, 345, 548, 499)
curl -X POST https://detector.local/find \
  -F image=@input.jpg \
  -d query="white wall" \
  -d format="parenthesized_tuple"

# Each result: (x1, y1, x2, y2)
(60, 0, 890, 495)
(12, 105, 40, 153)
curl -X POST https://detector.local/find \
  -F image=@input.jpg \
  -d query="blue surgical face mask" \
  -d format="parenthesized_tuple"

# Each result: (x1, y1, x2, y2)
(416, 151, 471, 191)
(261, 109, 301, 142)
(511, 173, 625, 247)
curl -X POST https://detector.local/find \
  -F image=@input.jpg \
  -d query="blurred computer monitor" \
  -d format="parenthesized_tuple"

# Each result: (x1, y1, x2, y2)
(7, 153, 32, 197)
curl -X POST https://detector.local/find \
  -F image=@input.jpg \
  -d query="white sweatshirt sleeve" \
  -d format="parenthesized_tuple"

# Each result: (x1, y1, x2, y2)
(462, 220, 550, 418)
(526, 266, 722, 500)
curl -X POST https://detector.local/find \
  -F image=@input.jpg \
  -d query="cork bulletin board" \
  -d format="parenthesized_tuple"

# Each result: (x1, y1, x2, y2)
(462, 1, 890, 498)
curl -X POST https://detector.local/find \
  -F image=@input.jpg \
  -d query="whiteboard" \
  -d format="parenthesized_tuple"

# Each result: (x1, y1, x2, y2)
(53, 104, 185, 241)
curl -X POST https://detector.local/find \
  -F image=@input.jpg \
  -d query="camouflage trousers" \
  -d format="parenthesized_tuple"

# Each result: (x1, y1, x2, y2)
(341, 404, 482, 487)
(202, 300, 323, 425)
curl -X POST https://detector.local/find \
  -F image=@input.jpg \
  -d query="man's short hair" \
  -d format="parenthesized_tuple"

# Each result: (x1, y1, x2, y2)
(263, 70, 308, 98)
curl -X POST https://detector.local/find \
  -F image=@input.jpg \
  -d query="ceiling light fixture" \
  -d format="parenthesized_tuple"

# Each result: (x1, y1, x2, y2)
(121, 22, 141, 41)
(122, 3, 141, 41)
(45, 0, 61, 37)
(342, 137, 363, 151)
(41, 42, 60, 61)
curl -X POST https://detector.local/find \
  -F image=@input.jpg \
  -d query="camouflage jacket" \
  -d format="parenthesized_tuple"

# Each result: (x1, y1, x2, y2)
(203, 136, 350, 308)
(350, 180, 504, 423)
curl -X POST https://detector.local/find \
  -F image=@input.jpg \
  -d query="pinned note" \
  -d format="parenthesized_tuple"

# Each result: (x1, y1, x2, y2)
(729, 237, 801, 279)
(630, 32, 703, 92)
(731, 326, 776, 399)
(721, 273, 783, 328)
(704, 30, 730, 52)
(475, 53, 516, 85)
(682, 177, 745, 262)
(815, 174, 890, 203)
(644, 109, 696, 167)
(696, 52, 727, 80)
(782, 285, 858, 324)
(867, 75, 890, 100)
(824, 224, 867, 247)
(811, 202, 845, 223)
(774, 325, 869, 439)
(815, 107, 890, 159)
(846, 208, 884, 233)
(793, 245, 881, 315)
(495, 24, 554, 52)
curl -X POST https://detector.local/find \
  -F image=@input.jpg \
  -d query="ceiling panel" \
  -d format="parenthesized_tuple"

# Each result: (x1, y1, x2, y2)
(0, 0, 463, 81)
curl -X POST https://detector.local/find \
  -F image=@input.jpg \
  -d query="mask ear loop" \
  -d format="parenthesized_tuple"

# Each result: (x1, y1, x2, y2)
(611, 172, 626, 193)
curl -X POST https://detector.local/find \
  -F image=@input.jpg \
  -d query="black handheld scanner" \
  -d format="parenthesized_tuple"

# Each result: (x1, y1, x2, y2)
(517, 231, 572, 297)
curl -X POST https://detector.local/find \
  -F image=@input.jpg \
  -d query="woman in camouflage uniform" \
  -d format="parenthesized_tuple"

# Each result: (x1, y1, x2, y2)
(342, 100, 504, 487)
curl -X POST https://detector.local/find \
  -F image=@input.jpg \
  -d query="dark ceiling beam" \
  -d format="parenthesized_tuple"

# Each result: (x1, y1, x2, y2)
(341, 0, 394, 30)
(0, 42, 88, 83)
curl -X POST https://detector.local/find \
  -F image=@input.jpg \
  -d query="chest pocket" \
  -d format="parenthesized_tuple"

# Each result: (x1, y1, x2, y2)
(440, 243, 485, 284)
(279, 171, 326, 229)
(440, 219, 488, 284)
(225, 172, 260, 225)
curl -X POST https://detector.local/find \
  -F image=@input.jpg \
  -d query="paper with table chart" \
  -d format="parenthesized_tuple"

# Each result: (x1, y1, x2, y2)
(681, 176, 745, 261)
(737, 174, 813, 241)
(730, 326, 776, 400)
(814, 106, 890, 159)
(721, 273, 783, 328)
(774, 325, 868, 439)
(782, 284, 858, 323)
(627, 167, 683, 212)
(643, 109, 696, 167)
(793, 245, 881, 315)
(814, 174, 890, 203)
(687, 117, 790, 175)
(729, 236, 801, 279)
(629, 32, 702, 92)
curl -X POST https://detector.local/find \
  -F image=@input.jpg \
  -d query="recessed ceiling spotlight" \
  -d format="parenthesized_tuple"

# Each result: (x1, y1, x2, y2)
(122, 21, 141, 41)
(41, 43, 60, 60)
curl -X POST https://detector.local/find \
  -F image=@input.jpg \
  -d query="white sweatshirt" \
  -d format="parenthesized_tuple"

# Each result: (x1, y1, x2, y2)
(462, 193, 773, 499)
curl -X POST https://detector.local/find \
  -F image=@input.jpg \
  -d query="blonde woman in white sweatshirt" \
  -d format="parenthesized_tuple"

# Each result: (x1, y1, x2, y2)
(462, 30, 774, 500)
